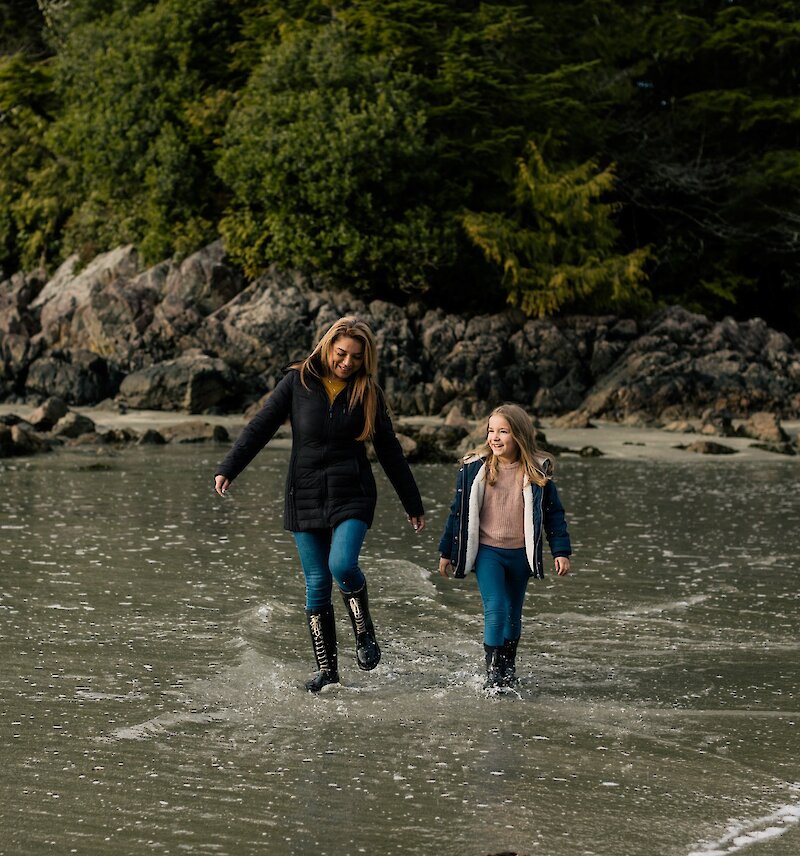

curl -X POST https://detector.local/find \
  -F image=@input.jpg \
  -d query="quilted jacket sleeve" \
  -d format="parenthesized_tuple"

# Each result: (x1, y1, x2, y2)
(214, 372, 294, 482)
(437, 466, 462, 559)
(371, 394, 424, 517)
(543, 480, 572, 558)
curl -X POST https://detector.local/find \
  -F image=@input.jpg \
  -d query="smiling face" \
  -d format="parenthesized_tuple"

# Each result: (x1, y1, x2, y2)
(486, 414, 520, 463)
(326, 335, 365, 380)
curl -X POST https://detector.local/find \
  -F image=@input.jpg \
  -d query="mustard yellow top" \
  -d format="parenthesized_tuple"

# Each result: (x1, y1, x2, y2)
(322, 375, 346, 405)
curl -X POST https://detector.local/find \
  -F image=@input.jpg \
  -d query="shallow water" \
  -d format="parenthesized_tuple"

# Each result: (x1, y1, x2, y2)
(1, 444, 799, 856)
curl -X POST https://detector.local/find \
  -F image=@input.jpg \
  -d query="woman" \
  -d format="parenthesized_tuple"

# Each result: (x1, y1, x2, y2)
(214, 317, 426, 692)
(438, 404, 571, 689)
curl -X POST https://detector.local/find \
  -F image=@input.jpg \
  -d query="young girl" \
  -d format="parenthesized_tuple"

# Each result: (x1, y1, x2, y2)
(215, 317, 425, 692)
(438, 404, 571, 689)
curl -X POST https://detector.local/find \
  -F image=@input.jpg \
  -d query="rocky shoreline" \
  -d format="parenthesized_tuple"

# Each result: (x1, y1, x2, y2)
(1, 398, 797, 463)
(3, 241, 800, 462)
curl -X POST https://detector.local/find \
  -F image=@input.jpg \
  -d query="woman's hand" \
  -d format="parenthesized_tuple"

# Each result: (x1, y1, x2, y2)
(408, 515, 426, 533)
(438, 557, 452, 578)
(555, 556, 571, 576)
(214, 475, 231, 497)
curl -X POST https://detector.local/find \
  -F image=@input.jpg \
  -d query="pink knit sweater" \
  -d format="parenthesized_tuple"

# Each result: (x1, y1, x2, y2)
(479, 460, 525, 549)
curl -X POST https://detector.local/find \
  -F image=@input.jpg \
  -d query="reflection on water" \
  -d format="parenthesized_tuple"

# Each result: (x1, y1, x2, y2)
(1, 445, 799, 855)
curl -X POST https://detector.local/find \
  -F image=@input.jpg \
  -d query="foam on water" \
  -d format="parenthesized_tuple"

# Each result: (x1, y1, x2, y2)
(687, 793, 800, 855)
(102, 710, 229, 742)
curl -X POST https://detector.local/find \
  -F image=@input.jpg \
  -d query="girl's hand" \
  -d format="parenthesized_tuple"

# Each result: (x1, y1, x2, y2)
(438, 557, 452, 578)
(214, 475, 231, 497)
(555, 556, 570, 576)
(408, 515, 426, 533)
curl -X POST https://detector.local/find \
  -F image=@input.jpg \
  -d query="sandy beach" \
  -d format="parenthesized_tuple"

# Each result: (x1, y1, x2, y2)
(541, 417, 800, 462)
(3, 402, 798, 462)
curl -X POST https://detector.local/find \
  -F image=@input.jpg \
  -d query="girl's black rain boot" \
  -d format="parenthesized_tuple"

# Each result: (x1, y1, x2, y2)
(483, 644, 504, 690)
(305, 604, 339, 692)
(500, 637, 520, 686)
(341, 582, 381, 671)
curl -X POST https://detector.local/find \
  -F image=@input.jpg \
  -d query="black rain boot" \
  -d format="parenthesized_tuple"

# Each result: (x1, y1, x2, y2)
(500, 637, 520, 687)
(340, 582, 381, 671)
(483, 644, 504, 690)
(305, 605, 339, 692)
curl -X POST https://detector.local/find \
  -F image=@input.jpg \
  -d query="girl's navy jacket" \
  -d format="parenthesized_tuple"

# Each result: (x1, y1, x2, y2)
(438, 455, 571, 578)
(215, 366, 424, 531)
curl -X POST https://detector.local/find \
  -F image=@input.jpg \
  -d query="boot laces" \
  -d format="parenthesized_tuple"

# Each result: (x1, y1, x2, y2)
(310, 614, 330, 671)
(348, 597, 367, 634)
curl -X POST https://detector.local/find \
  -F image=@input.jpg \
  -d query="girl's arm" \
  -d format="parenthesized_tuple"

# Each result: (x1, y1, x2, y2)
(214, 372, 294, 484)
(543, 480, 572, 559)
(437, 467, 462, 566)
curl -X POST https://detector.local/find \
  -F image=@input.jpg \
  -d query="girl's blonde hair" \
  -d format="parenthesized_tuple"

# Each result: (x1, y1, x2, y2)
(466, 403, 552, 487)
(294, 316, 379, 441)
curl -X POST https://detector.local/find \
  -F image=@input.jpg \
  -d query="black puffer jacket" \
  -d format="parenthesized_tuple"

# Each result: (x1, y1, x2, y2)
(215, 367, 424, 530)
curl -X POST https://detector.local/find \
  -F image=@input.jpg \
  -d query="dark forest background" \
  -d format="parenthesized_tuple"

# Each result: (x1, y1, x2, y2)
(2, 1, 799, 335)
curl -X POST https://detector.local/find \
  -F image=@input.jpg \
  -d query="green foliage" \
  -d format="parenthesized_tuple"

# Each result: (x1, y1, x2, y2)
(218, 23, 454, 291)
(2, 0, 800, 335)
(41, 0, 243, 264)
(0, 51, 63, 274)
(463, 142, 650, 317)
(219, 2, 600, 295)
(333, 2, 598, 209)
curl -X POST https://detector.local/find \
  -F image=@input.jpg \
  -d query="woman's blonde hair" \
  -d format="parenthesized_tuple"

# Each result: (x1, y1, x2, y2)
(294, 316, 380, 441)
(466, 403, 552, 487)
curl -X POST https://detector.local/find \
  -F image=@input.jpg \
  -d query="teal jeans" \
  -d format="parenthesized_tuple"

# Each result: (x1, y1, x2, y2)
(474, 544, 531, 647)
(293, 519, 369, 610)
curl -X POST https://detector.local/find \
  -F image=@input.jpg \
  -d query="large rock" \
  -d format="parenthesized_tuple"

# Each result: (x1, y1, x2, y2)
(509, 318, 586, 415)
(118, 353, 237, 413)
(1, 332, 43, 394)
(160, 421, 230, 443)
(421, 312, 522, 415)
(367, 299, 425, 409)
(141, 242, 246, 362)
(737, 412, 789, 443)
(162, 240, 243, 316)
(9, 422, 52, 456)
(580, 307, 800, 420)
(0, 269, 45, 337)
(25, 349, 122, 405)
(65, 261, 169, 370)
(28, 396, 69, 431)
(0, 270, 47, 393)
(195, 267, 314, 390)
(12, 243, 247, 384)
(0, 423, 13, 457)
(52, 411, 96, 438)
(30, 246, 141, 349)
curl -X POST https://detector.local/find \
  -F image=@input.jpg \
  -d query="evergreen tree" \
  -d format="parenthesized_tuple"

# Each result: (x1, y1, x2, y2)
(463, 141, 650, 316)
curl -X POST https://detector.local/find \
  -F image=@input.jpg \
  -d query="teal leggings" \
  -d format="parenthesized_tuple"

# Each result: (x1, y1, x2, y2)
(474, 544, 531, 647)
